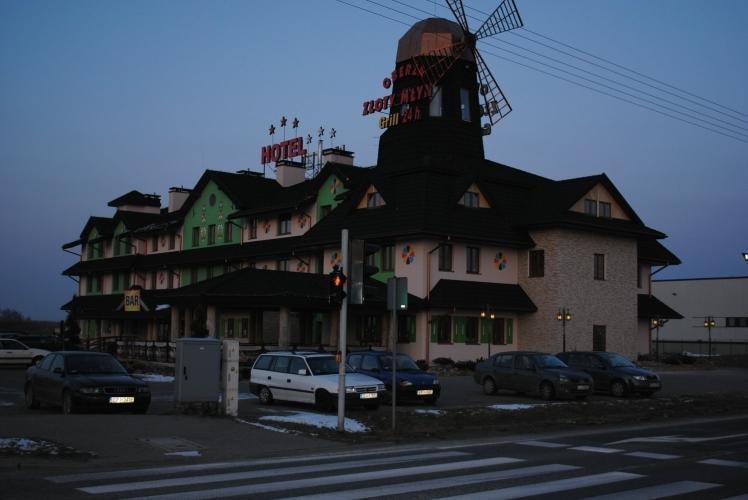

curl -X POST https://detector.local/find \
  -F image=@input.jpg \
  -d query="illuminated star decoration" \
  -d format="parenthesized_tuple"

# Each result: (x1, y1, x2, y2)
(280, 116, 287, 127)
(268, 124, 275, 136)
(306, 134, 312, 144)
(318, 126, 324, 138)
(292, 117, 299, 128)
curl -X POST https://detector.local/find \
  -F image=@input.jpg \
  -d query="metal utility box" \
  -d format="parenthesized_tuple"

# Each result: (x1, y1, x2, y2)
(175, 337, 221, 403)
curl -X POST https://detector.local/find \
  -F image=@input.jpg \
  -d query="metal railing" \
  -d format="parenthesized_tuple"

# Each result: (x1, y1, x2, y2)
(84, 336, 176, 363)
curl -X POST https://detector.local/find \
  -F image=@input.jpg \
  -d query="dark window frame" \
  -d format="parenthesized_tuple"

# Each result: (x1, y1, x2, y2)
(192, 227, 200, 247)
(594, 253, 606, 280)
(593, 325, 607, 351)
(382, 245, 394, 272)
(438, 244, 453, 271)
(466, 246, 480, 274)
(529, 249, 544, 277)
(278, 213, 291, 235)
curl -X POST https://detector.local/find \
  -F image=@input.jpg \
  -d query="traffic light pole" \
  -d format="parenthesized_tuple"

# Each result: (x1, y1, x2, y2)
(337, 229, 349, 433)
(391, 302, 397, 432)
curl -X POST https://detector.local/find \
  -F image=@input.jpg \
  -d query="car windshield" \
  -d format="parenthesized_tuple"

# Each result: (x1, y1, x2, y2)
(600, 353, 636, 368)
(66, 355, 127, 375)
(535, 355, 568, 368)
(305, 356, 339, 375)
(380, 354, 420, 371)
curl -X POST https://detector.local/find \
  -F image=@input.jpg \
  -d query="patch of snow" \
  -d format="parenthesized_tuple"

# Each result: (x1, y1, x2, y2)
(488, 404, 540, 411)
(260, 412, 370, 433)
(0, 438, 44, 451)
(235, 418, 292, 434)
(239, 392, 257, 400)
(164, 450, 201, 457)
(0, 401, 15, 407)
(136, 374, 175, 383)
(414, 409, 445, 416)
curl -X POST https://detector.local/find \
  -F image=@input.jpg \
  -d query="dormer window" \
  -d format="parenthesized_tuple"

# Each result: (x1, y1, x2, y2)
(367, 192, 383, 208)
(584, 199, 612, 218)
(584, 198, 596, 216)
(461, 191, 479, 208)
(599, 201, 611, 218)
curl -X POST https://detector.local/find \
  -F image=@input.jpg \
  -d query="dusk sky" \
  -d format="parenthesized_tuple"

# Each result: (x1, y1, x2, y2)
(1, 0, 746, 321)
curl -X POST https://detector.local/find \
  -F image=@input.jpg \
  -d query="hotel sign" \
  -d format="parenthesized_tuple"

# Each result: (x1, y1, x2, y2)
(124, 288, 141, 312)
(260, 137, 307, 164)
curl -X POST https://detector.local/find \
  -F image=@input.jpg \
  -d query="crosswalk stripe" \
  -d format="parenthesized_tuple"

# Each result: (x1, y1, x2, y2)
(280, 463, 580, 500)
(570, 446, 624, 454)
(699, 458, 748, 468)
(440, 471, 644, 500)
(582, 480, 721, 499)
(77, 451, 470, 495)
(516, 440, 568, 448)
(624, 452, 680, 460)
(126, 457, 524, 500)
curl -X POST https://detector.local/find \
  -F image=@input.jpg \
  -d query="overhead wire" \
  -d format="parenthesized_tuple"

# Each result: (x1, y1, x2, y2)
(334, 0, 748, 144)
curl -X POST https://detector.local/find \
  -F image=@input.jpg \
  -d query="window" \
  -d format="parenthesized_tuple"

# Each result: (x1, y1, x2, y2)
(169, 232, 176, 250)
(86, 276, 93, 294)
(593, 325, 607, 351)
(277, 259, 288, 271)
(465, 317, 479, 344)
(366, 192, 383, 208)
(461, 191, 479, 208)
(348, 354, 362, 371)
(150, 272, 157, 290)
(515, 355, 534, 371)
(429, 86, 442, 117)
(361, 355, 379, 371)
(86, 244, 94, 259)
(151, 236, 158, 252)
(225, 318, 234, 338)
(466, 246, 480, 274)
(594, 253, 606, 280)
(272, 356, 291, 373)
(381, 245, 394, 272)
(497, 354, 513, 368)
(206, 266, 213, 280)
(207, 224, 216, 245)
(460, 87, 471, 121)
(112, 272, 120, 292)
(113, 240, 120, 256)
(289, 357, 307, 375)
(122, 237, 132, 255)
(241, 318, 249, 337)
(726, 317, 748, 327)
(169, 271, 176, 289)
(358, 315, 380, 344)
(224, 222, 233, 242)
(95, 275, 102, 292)
(584, 198, 597, 216)
(397, 315, 415, 343)
(490, 318, 506, 345)
(434, 316, 452, 344)
(529, 249, 544, 277)
(248, 217, 257, 239)
(190, 267, 198, 284)
(438, 244, 453, 271)
(192, 227, 200, 247)
(599, 201, 611, 218)
(278, 214, 291, 235)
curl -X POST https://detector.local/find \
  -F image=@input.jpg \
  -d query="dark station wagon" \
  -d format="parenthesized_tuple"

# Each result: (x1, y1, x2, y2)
(474, 351, 593, 400)
(556, 351, 661, 397)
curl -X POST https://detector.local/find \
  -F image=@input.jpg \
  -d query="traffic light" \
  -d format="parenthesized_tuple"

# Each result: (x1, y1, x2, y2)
(349, 239, 380, 305)
(329, 266, 347, 304)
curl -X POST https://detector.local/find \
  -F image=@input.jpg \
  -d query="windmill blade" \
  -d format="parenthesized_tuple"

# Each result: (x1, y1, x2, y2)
(412, 40, 466, 88)
(474, 48, 512, 125)
(446, 0, 470, 32)
(474, 0, 524, 40)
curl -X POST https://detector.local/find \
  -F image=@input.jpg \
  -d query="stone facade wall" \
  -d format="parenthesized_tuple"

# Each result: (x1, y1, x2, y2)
(518, 228, 639, 358)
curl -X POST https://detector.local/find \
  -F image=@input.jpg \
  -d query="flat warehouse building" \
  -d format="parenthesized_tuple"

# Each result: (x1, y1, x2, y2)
(61, 17, 681, 363)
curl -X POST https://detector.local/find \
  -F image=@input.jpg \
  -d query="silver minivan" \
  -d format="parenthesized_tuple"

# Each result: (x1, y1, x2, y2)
(249, 351, 385, 410)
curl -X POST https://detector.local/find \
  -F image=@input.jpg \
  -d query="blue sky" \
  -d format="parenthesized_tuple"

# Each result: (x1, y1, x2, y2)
(1, 0, 746, 320)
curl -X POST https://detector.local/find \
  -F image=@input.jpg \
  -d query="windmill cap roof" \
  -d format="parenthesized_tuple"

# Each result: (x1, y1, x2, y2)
(396, 17, 474, 63)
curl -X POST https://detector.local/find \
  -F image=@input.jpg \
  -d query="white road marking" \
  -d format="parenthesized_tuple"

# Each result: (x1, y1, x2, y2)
(570, 446, 624, 454)
(126, 457, 524, 499)
(516, 440, 569, 448)
(624, 451, 680, 460)
(78, 451, 479, 495)
(582, 480, 721, 499)
(699, 458, 748, 468)
(610, 433, 748, 445)
(441, 471, 644, 499)
(280, 464, 579, 500)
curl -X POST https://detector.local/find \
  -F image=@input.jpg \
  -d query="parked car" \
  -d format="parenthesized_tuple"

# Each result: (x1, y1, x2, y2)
(347, 351, 440, 404)
(0, 338, 50, 366)
(249, 351, 385, 410)
(24, 351, 150, 414)
(474, 351, 593, 400)
(556, 351, 661, 397)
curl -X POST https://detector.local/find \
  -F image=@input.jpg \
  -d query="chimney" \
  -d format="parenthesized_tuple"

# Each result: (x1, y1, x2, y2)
(322, 147, 354, 166)
(168, 187, 191, 213)
(276, 160, 306, 187)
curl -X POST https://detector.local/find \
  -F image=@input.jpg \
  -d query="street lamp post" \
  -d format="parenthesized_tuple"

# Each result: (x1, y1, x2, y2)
(556, 308, 571, 352)
(651, 318, 668, 361)
(703, 316, 716, 357)
(480, 306, 496, 358)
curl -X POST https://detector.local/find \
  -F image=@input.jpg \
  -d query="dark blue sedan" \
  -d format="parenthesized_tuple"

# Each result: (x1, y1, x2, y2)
(347, 351, 440, 404)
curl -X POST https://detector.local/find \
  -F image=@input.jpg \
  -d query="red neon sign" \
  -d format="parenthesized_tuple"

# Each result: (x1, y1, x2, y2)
(260, 137, 307, 164)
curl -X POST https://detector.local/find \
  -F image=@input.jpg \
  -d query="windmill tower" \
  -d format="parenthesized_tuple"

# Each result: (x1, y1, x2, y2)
(377, 0, 523, 167)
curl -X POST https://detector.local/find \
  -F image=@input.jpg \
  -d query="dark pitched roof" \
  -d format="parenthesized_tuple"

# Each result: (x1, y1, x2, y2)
(428, 279, 537, 313)
(79, 216, 116, 239)
(638, 294, 683, 319)
(638, 239, 681, 265)
(63, 255, 137, 275)
(61, 291, 168, 320)
(108, 190, 161, 208)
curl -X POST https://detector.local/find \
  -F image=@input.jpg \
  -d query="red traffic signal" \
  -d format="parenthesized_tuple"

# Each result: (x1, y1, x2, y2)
(329, 267, 347, 304)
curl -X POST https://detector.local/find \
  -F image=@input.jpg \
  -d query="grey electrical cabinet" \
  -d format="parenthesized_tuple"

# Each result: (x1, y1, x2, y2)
(175, 337, 221, 403)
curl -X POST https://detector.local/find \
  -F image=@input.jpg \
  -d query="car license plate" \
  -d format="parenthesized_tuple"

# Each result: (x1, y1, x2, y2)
(109, 396, 135, 404)
(577, 385, 590, 391)
(416, 389, 434, 396)
(359, 393, 377, 399)
(649, 382, 660, 388)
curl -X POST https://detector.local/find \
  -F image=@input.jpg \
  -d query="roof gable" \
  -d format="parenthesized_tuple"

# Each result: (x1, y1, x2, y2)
(356, 184, 387, 209)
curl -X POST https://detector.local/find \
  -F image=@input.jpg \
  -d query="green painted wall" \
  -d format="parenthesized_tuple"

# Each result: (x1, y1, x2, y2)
(316, 175, 347, 221)
(85, 228, 104, 259)
(183, 181, 238, 249)
(113, 222, 132, 256)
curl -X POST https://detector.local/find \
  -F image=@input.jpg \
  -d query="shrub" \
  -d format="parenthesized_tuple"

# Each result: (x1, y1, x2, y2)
(432, 357, 455, 366)
(455, 360, 476, 371)
(415, 359, 429, 371)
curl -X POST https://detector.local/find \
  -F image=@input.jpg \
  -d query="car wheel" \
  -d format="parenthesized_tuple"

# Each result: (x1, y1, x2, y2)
(315, 390, 334, 412)
(482, 377, 497, 395)
(611, 380, 627, 398)
(25, 384, 40, 409)
(539, 382, 555, 401)
(61, 391, 76, 415)
(258, 386, 273, 405)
